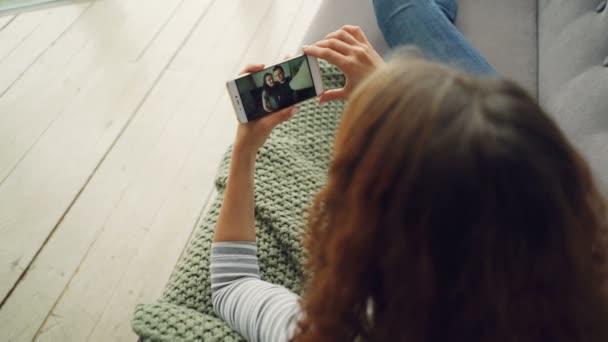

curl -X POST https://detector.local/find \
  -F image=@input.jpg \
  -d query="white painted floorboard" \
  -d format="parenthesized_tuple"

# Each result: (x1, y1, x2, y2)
(0, 0, 322, 341)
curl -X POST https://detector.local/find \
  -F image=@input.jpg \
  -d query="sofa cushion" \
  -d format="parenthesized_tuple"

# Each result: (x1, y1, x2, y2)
(300, 0, 538, 97)
(456, 0, 538, 97)
(301, 0, 390, 56)
(539, 0, 608, 186)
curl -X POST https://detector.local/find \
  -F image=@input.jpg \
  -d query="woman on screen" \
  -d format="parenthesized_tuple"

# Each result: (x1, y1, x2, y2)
(261, 73, 280, 113)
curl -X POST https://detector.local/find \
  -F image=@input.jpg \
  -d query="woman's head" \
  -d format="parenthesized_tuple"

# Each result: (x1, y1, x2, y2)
(263, 72, 275, 88)
(295, 58, 608, 341)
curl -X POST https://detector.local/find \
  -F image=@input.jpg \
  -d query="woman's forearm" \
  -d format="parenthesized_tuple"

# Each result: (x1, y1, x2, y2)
(213, 143, 258, 242)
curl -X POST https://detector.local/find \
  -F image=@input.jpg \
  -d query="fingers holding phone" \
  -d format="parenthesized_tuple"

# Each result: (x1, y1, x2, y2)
(303, 25, 385, 104)
(240, 64, 266, 75)
(234, 104, 297, 154)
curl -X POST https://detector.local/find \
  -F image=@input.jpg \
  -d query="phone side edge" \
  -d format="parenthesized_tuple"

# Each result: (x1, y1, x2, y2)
(307, 55, 325, 96)
(226, 80, 248, 123)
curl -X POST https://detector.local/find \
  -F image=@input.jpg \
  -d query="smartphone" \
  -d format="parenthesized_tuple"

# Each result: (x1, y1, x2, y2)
(226, 54, 324, 123)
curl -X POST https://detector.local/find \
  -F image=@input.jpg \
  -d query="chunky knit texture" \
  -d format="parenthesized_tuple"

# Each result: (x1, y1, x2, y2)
(132, 61, 345, 342)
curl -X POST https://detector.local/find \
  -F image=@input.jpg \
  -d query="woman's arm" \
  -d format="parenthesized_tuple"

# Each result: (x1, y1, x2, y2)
(214, 64, 296, 243)
(213, 142, 257, 242)
(212, 64, 300, 341)
(211, 242, 301, 341)
(211, 147, 302, 341)
(213, 110, 296, 242)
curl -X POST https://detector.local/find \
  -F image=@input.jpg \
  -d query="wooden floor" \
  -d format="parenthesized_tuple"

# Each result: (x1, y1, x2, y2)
(0, 0, 321, 340)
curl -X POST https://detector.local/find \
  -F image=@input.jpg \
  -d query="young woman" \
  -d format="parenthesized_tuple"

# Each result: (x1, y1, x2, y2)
(261, 72, 280, 113)
(211, 0, 608, 341)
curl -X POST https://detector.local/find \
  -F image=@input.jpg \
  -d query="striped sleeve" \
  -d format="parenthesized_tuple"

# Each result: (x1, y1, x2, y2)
(210, 242, 301, 342)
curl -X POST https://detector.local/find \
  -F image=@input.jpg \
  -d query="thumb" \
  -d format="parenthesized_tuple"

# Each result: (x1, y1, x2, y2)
(265, 106, 298, 128)
(318, 88, 347, 105)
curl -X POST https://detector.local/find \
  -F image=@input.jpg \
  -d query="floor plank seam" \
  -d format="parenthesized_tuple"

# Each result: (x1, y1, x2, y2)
(0, 1, 94, 98)
(31, 185, 129, 341)
(185, 0, 275, 146)
(0, 77, 86, 188)
(0, 10, 47, 64)
(176, 188, 216, 262)
(275, 0, 307, 57)
(0, 14, 18, 32)
(83, 176, 183, 342)
(0, 158, 93, 313)
(134, 0, 187, 62)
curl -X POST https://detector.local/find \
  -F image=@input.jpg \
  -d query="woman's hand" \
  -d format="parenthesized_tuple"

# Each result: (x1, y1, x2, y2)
(303, 25, 385, 104)
(235, 64, 297, 155)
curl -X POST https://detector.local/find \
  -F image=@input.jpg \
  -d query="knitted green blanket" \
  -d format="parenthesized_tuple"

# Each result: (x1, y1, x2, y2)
(132, 61, 345, 341)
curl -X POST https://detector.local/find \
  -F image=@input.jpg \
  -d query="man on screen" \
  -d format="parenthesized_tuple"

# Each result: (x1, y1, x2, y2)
(272, 65, 296, 108)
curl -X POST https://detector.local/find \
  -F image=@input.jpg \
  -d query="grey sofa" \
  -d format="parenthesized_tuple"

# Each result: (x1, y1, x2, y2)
(302, 0, 608, 187)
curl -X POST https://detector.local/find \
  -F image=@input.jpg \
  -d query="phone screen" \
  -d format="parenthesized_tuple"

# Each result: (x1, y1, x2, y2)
(235, 55, 317, 121)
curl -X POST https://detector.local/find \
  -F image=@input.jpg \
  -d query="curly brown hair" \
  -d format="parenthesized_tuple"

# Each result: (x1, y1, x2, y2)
(293, 58, 608, 342)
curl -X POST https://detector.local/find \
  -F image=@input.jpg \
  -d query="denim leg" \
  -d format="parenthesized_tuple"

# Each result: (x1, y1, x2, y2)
(372, 0, 496, 75)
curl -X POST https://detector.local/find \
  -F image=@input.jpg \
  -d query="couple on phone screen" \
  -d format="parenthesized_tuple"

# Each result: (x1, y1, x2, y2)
(261, 65, 295, 113)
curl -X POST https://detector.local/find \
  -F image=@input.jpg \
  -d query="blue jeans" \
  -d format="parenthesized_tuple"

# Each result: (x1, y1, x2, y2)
(373, 0, 496, 75)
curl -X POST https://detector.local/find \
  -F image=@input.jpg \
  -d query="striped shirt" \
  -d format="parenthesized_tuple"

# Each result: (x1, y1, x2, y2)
(211, 242, 301, 341)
